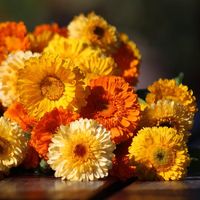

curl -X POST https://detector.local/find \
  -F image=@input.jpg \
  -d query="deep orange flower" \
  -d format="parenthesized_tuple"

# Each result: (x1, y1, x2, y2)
(21, 145, 40, 169)
(0, 22, 30, 63)
(81, 76, 140, 144)
(112, 33, 141, 85)
(4, 102, 36, 132)
(110, 140, 136, 180)
(29, 23, 67, 52)
(30, 108, 80, 160)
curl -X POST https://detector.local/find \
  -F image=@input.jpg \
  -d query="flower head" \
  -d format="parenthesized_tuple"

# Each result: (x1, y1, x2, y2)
(68, 12, 119, 52)
(17, 53, 88, 119)
(110, 140, 136, 180)
(81, 76, 140, 144)
(30, 108, 79, 159)
(112, 33, 141, 85)
(129, 127, 190, 181)
(0, 22, 30, 63)
(29, 23, 67, 53)
(140, 100, 194, 139)
(47, 118, 115, 181)
(78, 54, 117, 84)
(146, 79, 197, 113)
(44, 35, 100, 62)
(0, 117, 28, 172)
(4, 102, 36, 132)
(0, 51, 40, 107)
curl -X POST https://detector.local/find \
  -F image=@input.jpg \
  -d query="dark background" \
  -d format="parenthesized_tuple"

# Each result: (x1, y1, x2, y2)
(0, 0, 199, 146)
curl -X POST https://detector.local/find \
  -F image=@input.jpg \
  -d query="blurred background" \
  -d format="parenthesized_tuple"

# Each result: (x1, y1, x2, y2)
(0, 0, 199, 146)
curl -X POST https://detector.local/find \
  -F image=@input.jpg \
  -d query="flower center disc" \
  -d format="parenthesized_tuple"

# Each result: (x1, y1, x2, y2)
(93, 26, 105, 39)
(40, 76, 64, 101)
(74, 144, 87, 157)
(0, 137, 9, 156)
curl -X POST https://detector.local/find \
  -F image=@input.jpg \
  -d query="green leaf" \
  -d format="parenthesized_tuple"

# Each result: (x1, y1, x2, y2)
(24, 132, 31, 140)
(136, 89, 149, 100)
(39, 159, 48, 170)
(174, 72, 184, 85)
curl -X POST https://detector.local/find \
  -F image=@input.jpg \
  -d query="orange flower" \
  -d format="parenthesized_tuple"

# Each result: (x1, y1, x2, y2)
(0, 22, 30, 63)
(33, 23, 67, 37)
(112, 33, 141, 85)
(4, 102, 36, 132)
(30, 108, 80, 159)
(29, 23, 67, 52)
(21, 145, 40, 169)
(110, 140, 136, 180)
(81, 76, 140, 144)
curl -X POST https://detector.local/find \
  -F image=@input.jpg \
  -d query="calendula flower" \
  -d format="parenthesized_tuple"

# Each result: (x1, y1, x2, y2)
(110, 140, 136, 180)
(146, 79, 197, 113)
(0, 117, 28, 172)
(17, 53, 88, 119)
(0, 51, 40, 107)
(140, 100, 194, 139)
(78, 54, 117, 84)
(4, 102, 36, 132)
(21, 146, 40, 169)
(129, 127, 190, 181)
(28, 23, 67, 52)
(30, 108, 80, 159)
(81, 76, 140, 144)
(44, 35, 101, 62)
(0, 22, 30, 63)
(47, 118, 115, 181)
(68, 12, 119, 52)
(112, 33, 141, 85)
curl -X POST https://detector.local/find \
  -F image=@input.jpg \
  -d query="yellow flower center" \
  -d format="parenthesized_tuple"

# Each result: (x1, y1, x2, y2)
(40, 76, 64, 101)
(152, 147, 174, 171)
(93, 26, 105, 39)
(73, 144, 87, 158)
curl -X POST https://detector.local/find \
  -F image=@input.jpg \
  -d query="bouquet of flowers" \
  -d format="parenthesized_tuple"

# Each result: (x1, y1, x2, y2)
(0, 12, 197, 181)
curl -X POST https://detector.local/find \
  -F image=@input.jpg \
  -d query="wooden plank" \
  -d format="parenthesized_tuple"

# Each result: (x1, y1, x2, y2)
(0, 175, 116, 200)
(109, 177, 200, 200)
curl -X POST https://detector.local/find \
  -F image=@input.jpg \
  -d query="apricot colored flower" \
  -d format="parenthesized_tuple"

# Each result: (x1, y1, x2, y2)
(4, 102, 36, 132)
(110, 140, 136, 180)
(17, 53, 88, 119)
(112, 33, 141, 85)
(0, 22, 30, 63)
(129, 127, 190, 181)
(47, 118, 115, 181)
(29, 23, 67, 52)
(140, 100, 194, 139)
(68, 12, 119, 52)
(21, 146, 40, 169)
(0, 117, 28, 172)
(81, 76, 140, 144)
(0, 51, 40, 107)
(44, 35, 101, 62)
(30, 108, 80, 159)
(146, 79, 197, 113)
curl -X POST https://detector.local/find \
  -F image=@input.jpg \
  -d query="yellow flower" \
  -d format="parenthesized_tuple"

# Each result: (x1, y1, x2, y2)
(17, 53, 88, 119)
(68, 12, 119, 52)
(146, 79, 197, 113)
(47, 118, 115, 181)
(0, 51, 40, 107)
(78, 54, 117, 84)
(44, 35, 100, 62)
(0, 117, 28, 173)
(141, 100, 194, 139)
(129, 127, 190, 181)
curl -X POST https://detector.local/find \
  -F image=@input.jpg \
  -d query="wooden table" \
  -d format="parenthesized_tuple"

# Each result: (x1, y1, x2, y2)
(0, 175, 200, 200)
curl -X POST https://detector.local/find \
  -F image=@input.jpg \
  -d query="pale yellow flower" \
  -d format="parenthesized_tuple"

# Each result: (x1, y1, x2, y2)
(47, 118, 115, 181)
